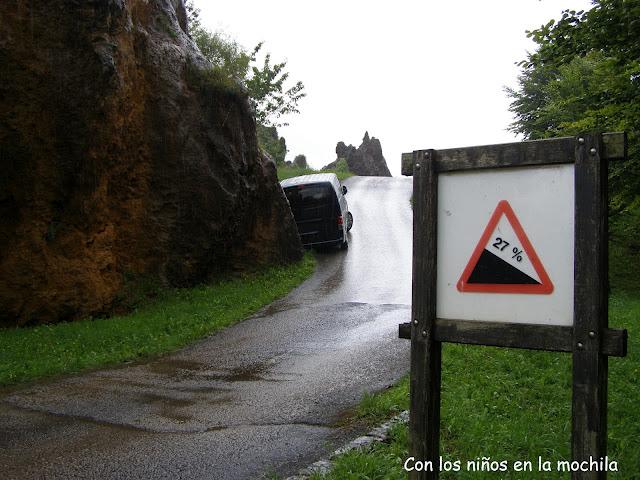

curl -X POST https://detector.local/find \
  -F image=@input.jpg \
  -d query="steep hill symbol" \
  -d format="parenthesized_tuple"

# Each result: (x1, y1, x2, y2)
(457, 200, 553, 294)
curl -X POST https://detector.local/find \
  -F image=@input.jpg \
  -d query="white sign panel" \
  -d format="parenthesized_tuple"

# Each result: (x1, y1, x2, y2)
(436, 164, 574, 326)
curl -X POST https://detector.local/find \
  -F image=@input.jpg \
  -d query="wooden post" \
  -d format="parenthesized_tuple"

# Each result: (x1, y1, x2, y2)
(572, 134, 609, 479)
(410, 150, 441, 479)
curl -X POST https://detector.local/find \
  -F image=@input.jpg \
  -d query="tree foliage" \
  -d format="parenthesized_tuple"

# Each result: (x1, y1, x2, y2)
(257, 124, 287, 165)
(246, 54, 305, 127)
(507, 0, 640, 220)
(192, 29, 253, 82)
(293, 154, 308, 168)
(185, 1, 305, 128)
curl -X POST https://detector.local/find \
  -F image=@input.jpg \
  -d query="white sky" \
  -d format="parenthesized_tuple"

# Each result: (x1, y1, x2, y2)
(196, 0, 593, 176)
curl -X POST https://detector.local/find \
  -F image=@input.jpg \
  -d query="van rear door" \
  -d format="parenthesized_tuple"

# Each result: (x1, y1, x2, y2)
(284, 183, 339, 245)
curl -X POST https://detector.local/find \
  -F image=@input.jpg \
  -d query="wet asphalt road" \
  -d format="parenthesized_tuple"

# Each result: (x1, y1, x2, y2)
(0, 176, 413, 479)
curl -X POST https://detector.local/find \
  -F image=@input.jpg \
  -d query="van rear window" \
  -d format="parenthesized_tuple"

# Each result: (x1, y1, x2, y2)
(284, 184, 333, 207)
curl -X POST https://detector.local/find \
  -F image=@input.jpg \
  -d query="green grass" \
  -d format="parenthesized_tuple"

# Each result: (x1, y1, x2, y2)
(310, 424, 409, 480)
(315, 293, 639, 479)
(277, 165, 318, 180)
(354, 376, 410, 425)
(0, 254, 315, 386)
(277, 160, 354, 182)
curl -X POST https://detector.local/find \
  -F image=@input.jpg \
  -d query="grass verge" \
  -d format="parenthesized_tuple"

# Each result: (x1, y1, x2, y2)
(0, 253, 316, 387)
(277, 161, 354, 182)
(314, 291, 639, 479)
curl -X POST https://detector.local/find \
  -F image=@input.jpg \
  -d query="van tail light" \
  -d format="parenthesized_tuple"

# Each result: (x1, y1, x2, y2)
(337, 215, 344, 226)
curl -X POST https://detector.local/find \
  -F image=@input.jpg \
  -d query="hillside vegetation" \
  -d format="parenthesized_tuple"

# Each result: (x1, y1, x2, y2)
(277, 159, 353, 182)
(506, 0, 639, 290)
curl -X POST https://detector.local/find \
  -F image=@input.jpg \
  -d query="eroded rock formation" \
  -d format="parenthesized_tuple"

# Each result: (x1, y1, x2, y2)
(324, 132, 391, 176)
(0, 0, 302, 326)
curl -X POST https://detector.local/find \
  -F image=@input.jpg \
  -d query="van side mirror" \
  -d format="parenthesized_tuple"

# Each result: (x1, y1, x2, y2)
(342, 185, 348, 195)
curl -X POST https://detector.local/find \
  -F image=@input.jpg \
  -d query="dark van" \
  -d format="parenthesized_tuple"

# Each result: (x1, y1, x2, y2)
(281, 173, 353, 249)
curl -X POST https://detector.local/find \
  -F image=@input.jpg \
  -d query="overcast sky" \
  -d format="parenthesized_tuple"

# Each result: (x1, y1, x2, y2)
(196, 0, 594, 176)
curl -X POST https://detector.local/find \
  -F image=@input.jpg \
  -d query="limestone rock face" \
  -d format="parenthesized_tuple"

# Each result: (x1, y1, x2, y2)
(324, 132, 391, 176)
(0, 0, 302, 326)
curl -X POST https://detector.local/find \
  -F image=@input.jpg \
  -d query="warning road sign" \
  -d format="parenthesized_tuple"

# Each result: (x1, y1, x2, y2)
(436, 164, 574, 326)
(457, 200, 553, 294)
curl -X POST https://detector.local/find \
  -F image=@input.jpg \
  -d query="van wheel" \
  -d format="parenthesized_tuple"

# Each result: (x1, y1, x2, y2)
(346, 212, 353, 232)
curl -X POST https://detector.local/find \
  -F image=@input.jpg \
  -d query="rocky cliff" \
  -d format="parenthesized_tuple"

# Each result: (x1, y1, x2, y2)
(0, 0, 302, 326)
(323, 132, 391, 176)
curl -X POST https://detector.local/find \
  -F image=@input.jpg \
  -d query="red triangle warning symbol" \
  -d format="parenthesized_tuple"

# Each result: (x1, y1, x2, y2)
(457, 200, 553, 294)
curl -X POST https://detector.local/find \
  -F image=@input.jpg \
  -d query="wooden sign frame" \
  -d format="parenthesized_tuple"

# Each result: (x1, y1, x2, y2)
(399, 133, 628, 480)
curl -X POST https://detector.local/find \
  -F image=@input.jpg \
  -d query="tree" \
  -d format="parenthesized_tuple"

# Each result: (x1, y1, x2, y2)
(257, 125, 287, 165)
(244, 53, 305, 127)
(185, 1, 305, 128)
(293, 154, 308, 168)
(507, 0, 640, 218)
(191, 29, 253, 82)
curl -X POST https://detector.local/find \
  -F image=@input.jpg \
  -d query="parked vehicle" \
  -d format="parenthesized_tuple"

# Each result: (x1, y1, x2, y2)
(281, 173, 353, 249)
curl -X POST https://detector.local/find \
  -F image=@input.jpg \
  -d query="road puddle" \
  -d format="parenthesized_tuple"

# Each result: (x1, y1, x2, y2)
(147, 357, 279, 383)
(147, 358, 205, 378)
